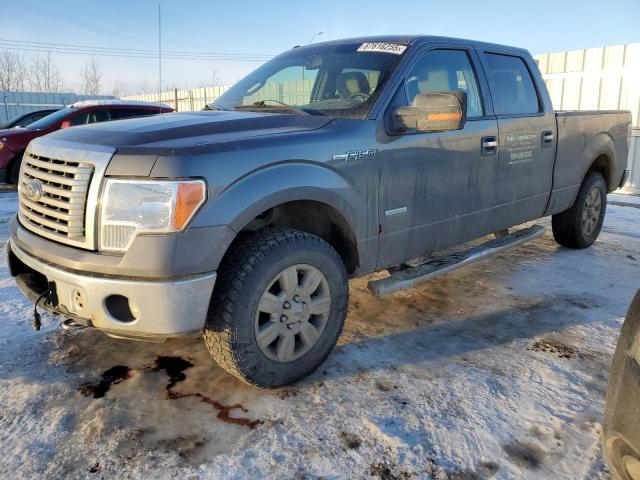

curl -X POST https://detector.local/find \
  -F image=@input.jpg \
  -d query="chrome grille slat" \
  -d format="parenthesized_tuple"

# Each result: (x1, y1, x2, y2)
(22, 164, 92, 187)
(38, 182, 88, 199)
(24, 156, 92, 176)
(21, 208, 72, 234)
(18, 153, 94, 244)
(21, 197, 83, 223)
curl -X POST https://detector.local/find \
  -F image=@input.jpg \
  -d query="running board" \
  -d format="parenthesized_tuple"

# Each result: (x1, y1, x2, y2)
(367, 225, 546, 297)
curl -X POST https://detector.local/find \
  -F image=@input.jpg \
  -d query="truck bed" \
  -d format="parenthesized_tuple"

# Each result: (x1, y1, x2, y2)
(545, 109, 631, 216)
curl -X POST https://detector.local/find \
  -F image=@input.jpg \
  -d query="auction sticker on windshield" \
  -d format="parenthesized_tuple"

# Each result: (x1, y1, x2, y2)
(357, 42, 407, 55)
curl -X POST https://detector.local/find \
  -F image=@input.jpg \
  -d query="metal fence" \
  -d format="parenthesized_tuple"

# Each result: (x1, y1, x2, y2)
(123, 86, 230, 112)
(0, 91, 114, 124)
(534, 43, 640, 127)
(627, 129, 640, 195)
(534, 43, 640, 194)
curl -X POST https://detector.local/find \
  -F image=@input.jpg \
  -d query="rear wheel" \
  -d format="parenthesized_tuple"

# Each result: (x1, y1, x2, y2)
(203, 229, 348, 388)
(552, 171, 607, 249)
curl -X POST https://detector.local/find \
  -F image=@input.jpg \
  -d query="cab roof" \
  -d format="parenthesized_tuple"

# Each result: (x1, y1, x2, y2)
(297, 35, 529, 55)
(70, 99, 172, 110)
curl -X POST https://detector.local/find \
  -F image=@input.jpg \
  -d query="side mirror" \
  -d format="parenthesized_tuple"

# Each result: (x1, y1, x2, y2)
(60, 120, 72, 129)
(393, 91, 466, 133)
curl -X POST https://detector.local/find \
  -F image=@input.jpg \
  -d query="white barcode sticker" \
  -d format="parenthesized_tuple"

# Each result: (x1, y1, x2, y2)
(357, 42, 407, 55)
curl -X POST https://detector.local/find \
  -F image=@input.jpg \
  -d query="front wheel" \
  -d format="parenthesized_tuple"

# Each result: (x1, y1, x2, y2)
(552, 171, 607, 249)
(203, 229, 348, 388)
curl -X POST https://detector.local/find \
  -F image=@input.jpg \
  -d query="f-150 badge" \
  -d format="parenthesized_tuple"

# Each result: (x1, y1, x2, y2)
(332, 149, 376, 162)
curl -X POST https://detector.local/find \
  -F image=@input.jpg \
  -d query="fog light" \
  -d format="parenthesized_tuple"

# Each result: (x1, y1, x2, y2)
(105, 295, 137, 323)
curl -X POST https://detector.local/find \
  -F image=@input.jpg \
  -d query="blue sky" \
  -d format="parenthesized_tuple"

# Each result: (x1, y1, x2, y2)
(4, 0, 640, 95)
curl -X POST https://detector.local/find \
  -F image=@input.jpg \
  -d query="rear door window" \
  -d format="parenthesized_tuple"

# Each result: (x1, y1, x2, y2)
(484, 53, 540, 115)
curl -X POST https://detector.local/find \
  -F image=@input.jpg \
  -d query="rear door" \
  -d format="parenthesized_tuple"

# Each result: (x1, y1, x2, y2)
(477, 50, 556, 229)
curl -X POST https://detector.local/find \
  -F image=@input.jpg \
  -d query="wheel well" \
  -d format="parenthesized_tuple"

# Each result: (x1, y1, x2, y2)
(6, 151, 23, 183)
(237, 200, 359, 273)
(587, 154, 611, 190)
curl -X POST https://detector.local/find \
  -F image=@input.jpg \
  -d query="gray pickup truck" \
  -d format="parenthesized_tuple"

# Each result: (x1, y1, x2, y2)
(8, 35, 631, 388)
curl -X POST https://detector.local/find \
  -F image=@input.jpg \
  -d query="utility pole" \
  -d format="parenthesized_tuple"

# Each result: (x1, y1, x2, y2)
(158, 3, 162, 100)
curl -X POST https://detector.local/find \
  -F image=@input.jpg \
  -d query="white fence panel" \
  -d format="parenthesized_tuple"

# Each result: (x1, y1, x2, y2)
(627, 129, 640, 195)
(534, 43, 640, 126)
(123, 86, 230, 113)
(1, 92, 113, 124)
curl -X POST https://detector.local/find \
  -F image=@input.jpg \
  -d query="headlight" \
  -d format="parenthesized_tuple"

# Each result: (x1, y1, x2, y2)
(99, 178, 206, 252)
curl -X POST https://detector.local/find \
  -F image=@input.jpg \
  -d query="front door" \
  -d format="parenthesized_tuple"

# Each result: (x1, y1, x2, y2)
(377, 47, 499, 269)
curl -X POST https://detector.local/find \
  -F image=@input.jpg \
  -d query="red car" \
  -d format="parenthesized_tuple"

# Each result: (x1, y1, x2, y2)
(0, 100, 173, 184)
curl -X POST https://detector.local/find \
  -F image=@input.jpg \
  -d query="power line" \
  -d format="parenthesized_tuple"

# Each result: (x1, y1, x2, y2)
(0, 37, 274, 57)
(0, 38, 274, 61)
(0, 37, 274, 58)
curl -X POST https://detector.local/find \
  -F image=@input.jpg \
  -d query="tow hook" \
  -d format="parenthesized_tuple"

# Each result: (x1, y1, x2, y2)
(61, 318, 87, 332)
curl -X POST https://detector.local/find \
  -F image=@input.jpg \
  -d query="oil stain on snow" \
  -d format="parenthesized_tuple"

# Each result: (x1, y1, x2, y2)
(151, 355, 263, 429)
(78, 365, 133, 398)
(79, 355, 264, 430)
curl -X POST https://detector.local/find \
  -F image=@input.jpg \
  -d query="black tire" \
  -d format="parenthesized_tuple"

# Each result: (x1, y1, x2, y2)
(8, 153, 23, 185)
(203, 229, 348, 388)
(552, 171, 607, 249)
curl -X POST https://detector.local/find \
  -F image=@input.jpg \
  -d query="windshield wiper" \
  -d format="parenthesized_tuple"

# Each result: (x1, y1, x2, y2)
(235, 99, 310, 115)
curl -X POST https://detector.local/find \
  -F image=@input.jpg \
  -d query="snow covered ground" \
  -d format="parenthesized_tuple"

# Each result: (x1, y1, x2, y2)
(0, 190, 638, 479)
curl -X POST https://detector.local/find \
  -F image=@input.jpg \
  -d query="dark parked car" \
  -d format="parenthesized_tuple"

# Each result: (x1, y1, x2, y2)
(604, 290, 640, 480)
(0, 109, 60, 129)
(0, 100, 173, 184)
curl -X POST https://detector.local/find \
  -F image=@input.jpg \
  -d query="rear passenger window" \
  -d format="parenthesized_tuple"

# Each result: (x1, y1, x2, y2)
(403, 49, 484, 118)
(484, 53, 540, 115)
(111, 109, 155, 120)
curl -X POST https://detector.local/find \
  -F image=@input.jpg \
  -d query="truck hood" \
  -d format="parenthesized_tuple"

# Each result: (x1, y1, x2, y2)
(43, 111, 333, 153)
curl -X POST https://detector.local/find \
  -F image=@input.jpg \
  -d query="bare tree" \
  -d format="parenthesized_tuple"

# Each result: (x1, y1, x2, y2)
(211, 69, 221, 86)
(79, 59, 103, 95)
(137, 79, 151, 95)
(199, 68, 220, 88)
(29, 51, 63, 93)
(0, 50, 28, 91)
(111, 80, 128, 98)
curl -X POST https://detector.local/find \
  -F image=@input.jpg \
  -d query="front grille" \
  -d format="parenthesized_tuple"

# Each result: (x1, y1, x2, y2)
(18, 153, 94, 245)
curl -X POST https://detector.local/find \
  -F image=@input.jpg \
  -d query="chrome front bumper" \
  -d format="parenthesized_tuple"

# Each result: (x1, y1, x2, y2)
(8, 238, 217, 340)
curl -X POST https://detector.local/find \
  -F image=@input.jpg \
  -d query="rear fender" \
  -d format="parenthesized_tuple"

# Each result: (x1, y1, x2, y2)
(584, 131, 616, 189)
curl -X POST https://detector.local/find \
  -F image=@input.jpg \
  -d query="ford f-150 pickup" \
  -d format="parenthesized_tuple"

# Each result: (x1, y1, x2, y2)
(7, 35, 631, 388)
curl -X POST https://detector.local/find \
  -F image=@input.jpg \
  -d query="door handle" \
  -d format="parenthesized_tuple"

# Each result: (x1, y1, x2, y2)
(481, 136, 498, 155)
(541, 131, 555, 146)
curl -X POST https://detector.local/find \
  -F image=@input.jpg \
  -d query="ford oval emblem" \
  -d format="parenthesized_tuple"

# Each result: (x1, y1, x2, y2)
(23, 179, 44, 202)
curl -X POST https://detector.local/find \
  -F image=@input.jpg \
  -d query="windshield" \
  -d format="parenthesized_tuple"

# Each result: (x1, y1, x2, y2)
(212, 42, 408, 119)
(27, 108, 74, 130)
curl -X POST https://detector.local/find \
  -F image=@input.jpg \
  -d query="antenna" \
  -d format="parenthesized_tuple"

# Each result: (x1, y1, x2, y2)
(308, 32, 324, 45)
